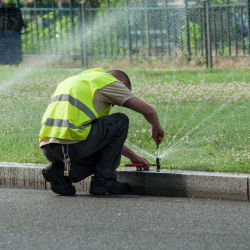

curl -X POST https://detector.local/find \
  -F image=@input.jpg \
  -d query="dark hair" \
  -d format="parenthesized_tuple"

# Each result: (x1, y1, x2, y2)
(107, 70, 131, 90)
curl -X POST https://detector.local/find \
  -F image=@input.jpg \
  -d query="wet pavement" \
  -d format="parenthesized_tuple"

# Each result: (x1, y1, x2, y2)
(0, 188, 249, 250)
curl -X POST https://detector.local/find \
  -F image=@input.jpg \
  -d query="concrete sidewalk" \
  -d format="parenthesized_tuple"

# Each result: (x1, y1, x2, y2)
(0, 162, 249, 201)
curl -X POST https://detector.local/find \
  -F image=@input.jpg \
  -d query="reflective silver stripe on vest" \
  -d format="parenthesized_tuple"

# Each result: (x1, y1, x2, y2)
(42, 118, 92, 131)
(49, 94, 96, 121)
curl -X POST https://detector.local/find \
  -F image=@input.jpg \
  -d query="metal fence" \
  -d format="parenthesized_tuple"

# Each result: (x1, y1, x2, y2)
(19, 2, 79, 58)
(15, 0, 250, 67)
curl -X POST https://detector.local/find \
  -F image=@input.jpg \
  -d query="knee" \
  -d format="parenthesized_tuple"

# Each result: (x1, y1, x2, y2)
(110, 113, 129, 133)
(120, 113, 129, 123)
(116, 113, 129, 127)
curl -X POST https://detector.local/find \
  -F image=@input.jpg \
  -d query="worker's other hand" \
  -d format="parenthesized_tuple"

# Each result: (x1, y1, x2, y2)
(130, 154, 150, 171)
(151, 126, 165, 145)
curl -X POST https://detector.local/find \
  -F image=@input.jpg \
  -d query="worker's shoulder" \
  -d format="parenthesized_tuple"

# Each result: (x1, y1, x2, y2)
(102, 81, 130, 92)
(94, 80, 136, 106)
(105, 81, 125, 88)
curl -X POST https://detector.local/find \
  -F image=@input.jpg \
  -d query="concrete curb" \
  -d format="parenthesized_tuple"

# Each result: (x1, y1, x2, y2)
(0, 162, 249, 201)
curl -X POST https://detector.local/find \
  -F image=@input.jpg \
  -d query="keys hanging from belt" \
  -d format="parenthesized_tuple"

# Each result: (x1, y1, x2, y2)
(62, 145, 71, 176)
(63, 157, 71, 176)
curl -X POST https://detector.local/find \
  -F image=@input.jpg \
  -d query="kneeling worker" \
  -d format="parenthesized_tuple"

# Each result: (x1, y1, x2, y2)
(39, 68, 164, 196)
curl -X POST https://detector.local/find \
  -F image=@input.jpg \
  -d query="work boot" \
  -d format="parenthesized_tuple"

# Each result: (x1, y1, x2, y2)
(42, 163, 76, 196)
(89, 177, 132, 195)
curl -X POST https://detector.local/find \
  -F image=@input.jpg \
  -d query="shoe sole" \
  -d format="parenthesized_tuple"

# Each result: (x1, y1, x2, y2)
(42, 168, 76, 196)
(42, 168, 53, 183)
(89, 186, 132, 195)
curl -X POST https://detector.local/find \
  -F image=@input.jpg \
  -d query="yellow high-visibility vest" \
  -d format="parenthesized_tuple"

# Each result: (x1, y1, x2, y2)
(39, 68, 118, 141)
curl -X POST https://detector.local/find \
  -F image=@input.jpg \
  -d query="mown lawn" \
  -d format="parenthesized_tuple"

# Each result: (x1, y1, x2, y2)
(0, 65, 249, 173)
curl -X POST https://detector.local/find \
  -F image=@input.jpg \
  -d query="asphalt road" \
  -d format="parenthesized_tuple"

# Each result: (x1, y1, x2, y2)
(0, 188, 249, 250)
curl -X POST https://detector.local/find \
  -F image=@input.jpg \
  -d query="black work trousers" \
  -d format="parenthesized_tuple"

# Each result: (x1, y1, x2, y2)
(41, 113, 129, 183)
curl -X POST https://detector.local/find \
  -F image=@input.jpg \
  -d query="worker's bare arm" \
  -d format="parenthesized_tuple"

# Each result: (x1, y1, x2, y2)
(122, 144, 150, 170)
(123, 97, 164, 144)
(124, 97, 159, 126)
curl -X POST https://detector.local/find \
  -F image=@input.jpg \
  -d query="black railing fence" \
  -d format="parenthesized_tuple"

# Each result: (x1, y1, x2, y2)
(1, 0, 249, 67)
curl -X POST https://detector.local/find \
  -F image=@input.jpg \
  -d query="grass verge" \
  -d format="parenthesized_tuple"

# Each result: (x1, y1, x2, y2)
(0, 65, 249, 173)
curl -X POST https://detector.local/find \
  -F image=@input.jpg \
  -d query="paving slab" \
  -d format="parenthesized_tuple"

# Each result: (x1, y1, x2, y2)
(0, 162, 249, 201)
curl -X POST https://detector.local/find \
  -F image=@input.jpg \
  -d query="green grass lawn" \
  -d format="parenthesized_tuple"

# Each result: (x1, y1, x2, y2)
(0, 65, 249, 173)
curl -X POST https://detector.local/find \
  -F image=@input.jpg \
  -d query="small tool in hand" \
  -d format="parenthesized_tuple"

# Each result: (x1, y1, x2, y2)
(156, 156, 160, 172)
(121, 135, 162, 172)
(156, 136, 160, 172)
(121, 163, 152, 171)
(121, 163, 160, 171)
(123, 163, 158, 167)
(156, 143, 159, 158)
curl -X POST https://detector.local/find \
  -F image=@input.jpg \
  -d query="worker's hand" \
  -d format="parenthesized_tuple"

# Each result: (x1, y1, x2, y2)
(130, 154, 150, 171)
(151, 126, 165, 145)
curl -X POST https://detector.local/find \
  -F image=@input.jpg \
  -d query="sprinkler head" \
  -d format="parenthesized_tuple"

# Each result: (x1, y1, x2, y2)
(156, 157, 160, 172)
